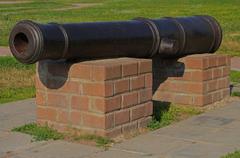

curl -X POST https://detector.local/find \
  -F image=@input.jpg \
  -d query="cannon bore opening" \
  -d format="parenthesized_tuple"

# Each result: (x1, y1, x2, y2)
(13, 32, 29, 55)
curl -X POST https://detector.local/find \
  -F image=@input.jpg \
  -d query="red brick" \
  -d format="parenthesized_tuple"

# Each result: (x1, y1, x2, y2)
(48, 93, 68, 108)
(217, 56, 227, 66)
(115, 110, 130, 126)
(187, 82, 207, 94)
(157, 81, 171, 91)
(222, 66, 230, 77)
(122, 62, 138, 77)
(70, 64, 92, 80)
(208, 56, 218, 68)
(36, 91, 46, 106)
(82, 82, 113, 97)
(217, 77, 229, 89)
(213, 68, 222, 79)
(131, 105, 145, 121)
(92, 95, 121, 113)
(37, 107, 57, 121)
(139, 88, 152, 103)
(193, 94, 212, 106)
(174, 94, 193, 105)
(138, 117, 152, 128)
(122, 122, 138, 133)
(203, 69, 213, 81)
(71, 96, 89, 111)
(144, 102, 153, 116)
(222, 88, 230, 97)
(192, 70, 213, 81)
(171, 82, 206, 94)
(212, 91, 222, 102)
(35, 76, 46, 90)
(70, 111, 82, 125)
(184, 57, 208, 69)
(171, 71, 192, 81)
(122, 92, 138, 108)
(104, 127, 122, 138)
(82, 113, 114, 129)
(207, 80, 218, 92)
(144, 73, 152, 88)
(153, 91, 173, 102)
(114, 78, 129, 94)
(48, 81, 79, 94)
(57, 110, 69, 124)
(226, 56, 231, 66)
(92, 64, 121, 81)
(139, 60, 152, 74)
(130, 75, 145, 90)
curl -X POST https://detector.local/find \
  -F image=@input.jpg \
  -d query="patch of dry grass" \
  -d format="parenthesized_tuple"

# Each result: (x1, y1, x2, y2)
(0, 56, 35, 104)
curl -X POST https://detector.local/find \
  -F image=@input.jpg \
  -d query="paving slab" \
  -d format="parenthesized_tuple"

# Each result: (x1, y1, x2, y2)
(1, 99, 240, 158)
(86, 148, 161, 158)
(12, 140, 101, 158)
(164, 142, 237, 158)
(0, 99, 36, 131)
(0, 132, 37, 157)
(113, 134, 192, 156)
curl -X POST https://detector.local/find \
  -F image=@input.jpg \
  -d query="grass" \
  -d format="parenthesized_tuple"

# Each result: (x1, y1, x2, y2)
(148, 101, 203, 130)
(0, 56, 35, 104)
(230, 70, 240, 97)
(0, 0, 240, 56)
(12, 123, 113, 147)
(230, 70, 240, 85)
(222, 150, 240, 158)
(12, 123, 64, 141)
(73, 134, 113, 147)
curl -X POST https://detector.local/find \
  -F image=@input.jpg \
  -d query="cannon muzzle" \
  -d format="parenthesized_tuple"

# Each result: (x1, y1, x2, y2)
(9, 15, 222, 64)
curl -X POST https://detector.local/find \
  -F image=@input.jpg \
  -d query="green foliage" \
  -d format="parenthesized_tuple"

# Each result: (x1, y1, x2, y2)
(0, 87, 35, 104)
(232, 92, 240, 97)
(0, 56, 35, 70)
(230, 70, 240, 85)
(12, 123, 64, 141)
(222, 150, 240, 158)
(74, 134, 113, 147)
(0, 0, 240, 56)
(12, 123, 113, 147)
(148, 101, 202, 130)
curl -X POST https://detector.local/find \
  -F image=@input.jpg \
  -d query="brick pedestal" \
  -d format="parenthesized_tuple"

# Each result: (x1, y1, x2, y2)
(153, 54, 231, 106)
(36, 58, 153, 137)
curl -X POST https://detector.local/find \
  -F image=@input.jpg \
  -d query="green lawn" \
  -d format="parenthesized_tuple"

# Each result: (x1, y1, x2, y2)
(230, 70, 240, 85)
(222, 150, 240, 158)
(12, 123, 113, 147)
(148, 101, 203, 130)
(0, 0, 240, 56)
(0, 56, 35, 104)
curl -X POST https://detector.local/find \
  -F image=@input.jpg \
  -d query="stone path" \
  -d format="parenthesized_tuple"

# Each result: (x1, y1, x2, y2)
(1, 99, 240, 158)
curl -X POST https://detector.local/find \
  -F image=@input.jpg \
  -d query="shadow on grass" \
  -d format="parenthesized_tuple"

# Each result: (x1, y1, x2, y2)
(152, 101, 171, 121)
(148, 101, 203, 130)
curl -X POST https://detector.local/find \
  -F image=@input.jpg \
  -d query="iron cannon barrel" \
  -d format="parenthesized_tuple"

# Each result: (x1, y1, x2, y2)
(9, 15, 222, 64)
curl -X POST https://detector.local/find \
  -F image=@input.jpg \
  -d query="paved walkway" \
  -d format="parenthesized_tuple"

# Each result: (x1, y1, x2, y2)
(0, 99, 240, 158)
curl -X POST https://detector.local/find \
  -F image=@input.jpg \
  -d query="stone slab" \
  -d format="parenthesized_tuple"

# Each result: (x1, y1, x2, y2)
(0, 99, 36, 131)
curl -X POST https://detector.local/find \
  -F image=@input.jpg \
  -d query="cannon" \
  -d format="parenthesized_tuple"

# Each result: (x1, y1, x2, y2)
(9, 15, 222, 64)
